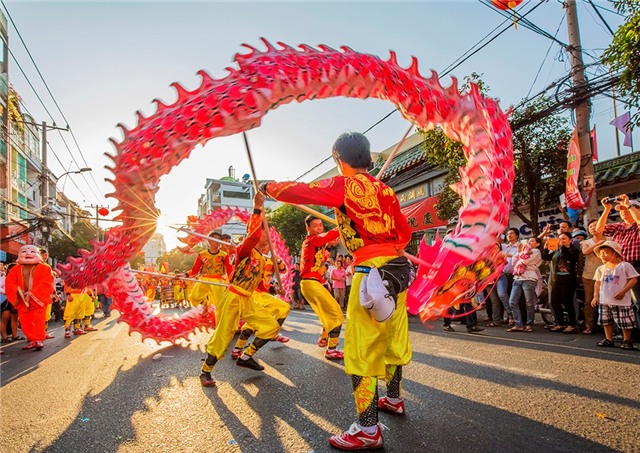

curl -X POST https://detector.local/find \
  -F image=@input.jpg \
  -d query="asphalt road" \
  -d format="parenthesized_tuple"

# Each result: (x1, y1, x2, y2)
(1, 308, 639, 453)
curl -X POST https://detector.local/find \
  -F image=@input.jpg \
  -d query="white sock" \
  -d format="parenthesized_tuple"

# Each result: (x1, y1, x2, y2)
(359, 424, 378, 435)
(386, 397, 402, 404)
(239, 353, 250, 361)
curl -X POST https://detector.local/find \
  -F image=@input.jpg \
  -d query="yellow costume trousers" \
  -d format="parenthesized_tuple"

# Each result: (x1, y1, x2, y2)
(206, 287, 280, 360)
(300, 279, 343, 334)
(242, 292, 291, 331)
(189, 277, 226, 312)
(344, 255, 412, 378)
(64, 293, 89, 321)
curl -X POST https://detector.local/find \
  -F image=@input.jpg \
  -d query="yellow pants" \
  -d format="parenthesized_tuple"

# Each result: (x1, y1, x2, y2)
(206, 287, 280, 359)
(243, 292, 291, 331)
(64, 293, 89, 322)
(189, 277, 226, 312)
(300, 279, 343, 334)
(344, 256, 412, 378)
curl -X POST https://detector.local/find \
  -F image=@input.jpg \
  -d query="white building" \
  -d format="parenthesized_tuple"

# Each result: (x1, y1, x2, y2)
(196, 167, 277, 242)
(143, 232, 166, 264)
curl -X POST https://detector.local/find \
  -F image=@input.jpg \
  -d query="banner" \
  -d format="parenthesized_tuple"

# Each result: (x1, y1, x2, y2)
(610, 111, 632, 147)
(565, 128, 592, 209)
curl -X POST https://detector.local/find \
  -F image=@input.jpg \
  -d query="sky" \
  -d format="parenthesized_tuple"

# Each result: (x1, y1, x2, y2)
(4, 1, 632, 250)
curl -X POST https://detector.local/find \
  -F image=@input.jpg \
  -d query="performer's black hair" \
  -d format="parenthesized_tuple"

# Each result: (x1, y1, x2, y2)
(332, 132, 372, 169)
(305, 214, 320, 227)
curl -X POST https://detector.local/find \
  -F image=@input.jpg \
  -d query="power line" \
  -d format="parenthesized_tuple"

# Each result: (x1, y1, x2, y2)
(1, 0, 105, 200)
(525, 15, 565, 100)
(586, 0, 615, 35)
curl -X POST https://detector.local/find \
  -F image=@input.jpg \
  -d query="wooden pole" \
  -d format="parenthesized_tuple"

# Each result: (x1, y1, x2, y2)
(242, 132, 283, 292)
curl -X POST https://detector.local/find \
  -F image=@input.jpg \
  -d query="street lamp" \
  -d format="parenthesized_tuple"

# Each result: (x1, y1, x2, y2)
(55, 167, 92, 193)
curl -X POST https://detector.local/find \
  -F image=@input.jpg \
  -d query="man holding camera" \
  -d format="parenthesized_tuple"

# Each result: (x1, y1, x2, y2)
(595, 194, 640, 315)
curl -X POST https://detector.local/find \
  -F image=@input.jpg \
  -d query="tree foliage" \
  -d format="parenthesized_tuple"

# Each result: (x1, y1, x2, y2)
(49, 221, 99, 264)
(159, 246, 201, 273)
(509, 98, 572, 234)
(602, 1, 640, 127)
(421, 79, 571, 236)
(268, 204, 333, 255)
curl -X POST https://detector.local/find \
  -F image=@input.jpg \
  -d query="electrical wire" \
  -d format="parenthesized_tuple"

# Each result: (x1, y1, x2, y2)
(586, 0, 615, 35)
(2, 0, 106, 200)
(525, 15, 565, 100)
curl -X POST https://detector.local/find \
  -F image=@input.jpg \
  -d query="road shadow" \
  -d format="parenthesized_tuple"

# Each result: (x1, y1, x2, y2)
(407, 314, 640, 365)
(0, 315, 119, 387)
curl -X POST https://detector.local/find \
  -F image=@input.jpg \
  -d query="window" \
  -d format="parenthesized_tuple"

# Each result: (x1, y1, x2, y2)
(222, 190, 250, 200)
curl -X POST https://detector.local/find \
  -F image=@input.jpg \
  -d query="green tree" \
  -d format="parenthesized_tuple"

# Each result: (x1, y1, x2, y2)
(49, 221, 99, 263)
(422, 94, 571, 237)
(602, 1, 640, 127)
(158, 246, 201, 273)
(509, 98, 572, 234)
(268, 204, 333, 255)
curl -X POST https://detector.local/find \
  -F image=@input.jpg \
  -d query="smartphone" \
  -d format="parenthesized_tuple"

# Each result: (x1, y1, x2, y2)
(546, 238, 560, 251)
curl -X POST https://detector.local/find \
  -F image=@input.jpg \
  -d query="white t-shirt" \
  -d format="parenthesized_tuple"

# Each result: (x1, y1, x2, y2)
(594, 262, 640, 307)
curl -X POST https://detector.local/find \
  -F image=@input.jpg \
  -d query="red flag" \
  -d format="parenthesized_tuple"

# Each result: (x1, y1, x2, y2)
(565, 128, 592, 209)
(590, 126, 598, 162)
(610, 111, 632, 147)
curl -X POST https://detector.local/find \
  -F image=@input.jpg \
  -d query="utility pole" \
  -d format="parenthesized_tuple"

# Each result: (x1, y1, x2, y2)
(565, 0, 598, 222)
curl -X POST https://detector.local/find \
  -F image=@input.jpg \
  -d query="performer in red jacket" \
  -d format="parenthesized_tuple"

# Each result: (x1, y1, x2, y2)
(263, 132, 413, 451)
(5, 245, 54, 350)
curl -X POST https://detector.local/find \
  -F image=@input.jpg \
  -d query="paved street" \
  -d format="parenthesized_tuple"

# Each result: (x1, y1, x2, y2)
(1, 308, 639, 453)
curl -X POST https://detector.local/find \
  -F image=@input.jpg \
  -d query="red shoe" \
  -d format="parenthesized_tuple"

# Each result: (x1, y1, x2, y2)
(84, 326, 98, 332)
(45, 334, 55, 339)
(378, 397, 405, 415)
(22, 341, 37, 350)
(274, 334, 290, 343)
(64, 331, 71, 339)
(325, 349, 344, 360)
(328, 423, 383, 450)
(73, 329, 87, 336)
(35, 341, 44, 351)
(199, 373, 216, 387)
(317, 337, 328, 348)
(230, 348, 243, 360)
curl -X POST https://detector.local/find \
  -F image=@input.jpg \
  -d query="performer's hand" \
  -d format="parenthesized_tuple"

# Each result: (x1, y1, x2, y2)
(258, 181, 272, 196)
(253, 191, 265, 210)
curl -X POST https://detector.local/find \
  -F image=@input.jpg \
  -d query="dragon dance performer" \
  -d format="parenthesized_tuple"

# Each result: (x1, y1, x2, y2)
(230, 243, 291, 359)
(199, 193, 281, 387)
(4, 245, 54, 350)
(63, 286, 93, 338)
(297, 215, 345, 359)
(188, 231, 233, 311)
(262, 132, 413, 450)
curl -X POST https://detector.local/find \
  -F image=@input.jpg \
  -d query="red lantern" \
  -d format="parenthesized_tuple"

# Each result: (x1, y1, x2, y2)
(98, 207, 110, 216)
(491, 0, 523, 10)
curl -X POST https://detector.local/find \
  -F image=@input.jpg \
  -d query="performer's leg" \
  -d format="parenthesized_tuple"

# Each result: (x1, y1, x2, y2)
(235, 299, 280, 370)
(378, 365, 406, 415)
(230, 327, 255, 359)
(200, 292, 240, 385)
(352, 375, 379, 428)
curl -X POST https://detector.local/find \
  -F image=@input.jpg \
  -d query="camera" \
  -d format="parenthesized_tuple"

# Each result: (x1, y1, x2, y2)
(604, 196, 619, 205)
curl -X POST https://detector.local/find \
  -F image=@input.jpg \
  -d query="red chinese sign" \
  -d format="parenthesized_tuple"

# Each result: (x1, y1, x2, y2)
(401, 195, 447, 232)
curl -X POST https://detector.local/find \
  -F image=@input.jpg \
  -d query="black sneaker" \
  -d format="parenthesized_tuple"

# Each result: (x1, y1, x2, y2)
(443, 325, 455, 332)
(199, 372, 216, 387)
(467, 326, 484, 333)
(236, 356, 265, 371)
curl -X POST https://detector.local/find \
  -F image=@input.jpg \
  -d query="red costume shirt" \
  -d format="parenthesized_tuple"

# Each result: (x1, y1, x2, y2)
(267, 173, 411, 263)
(229, 212, 266, 293)
(300, 229, 340, 282)
(189, 249, 232, 278)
